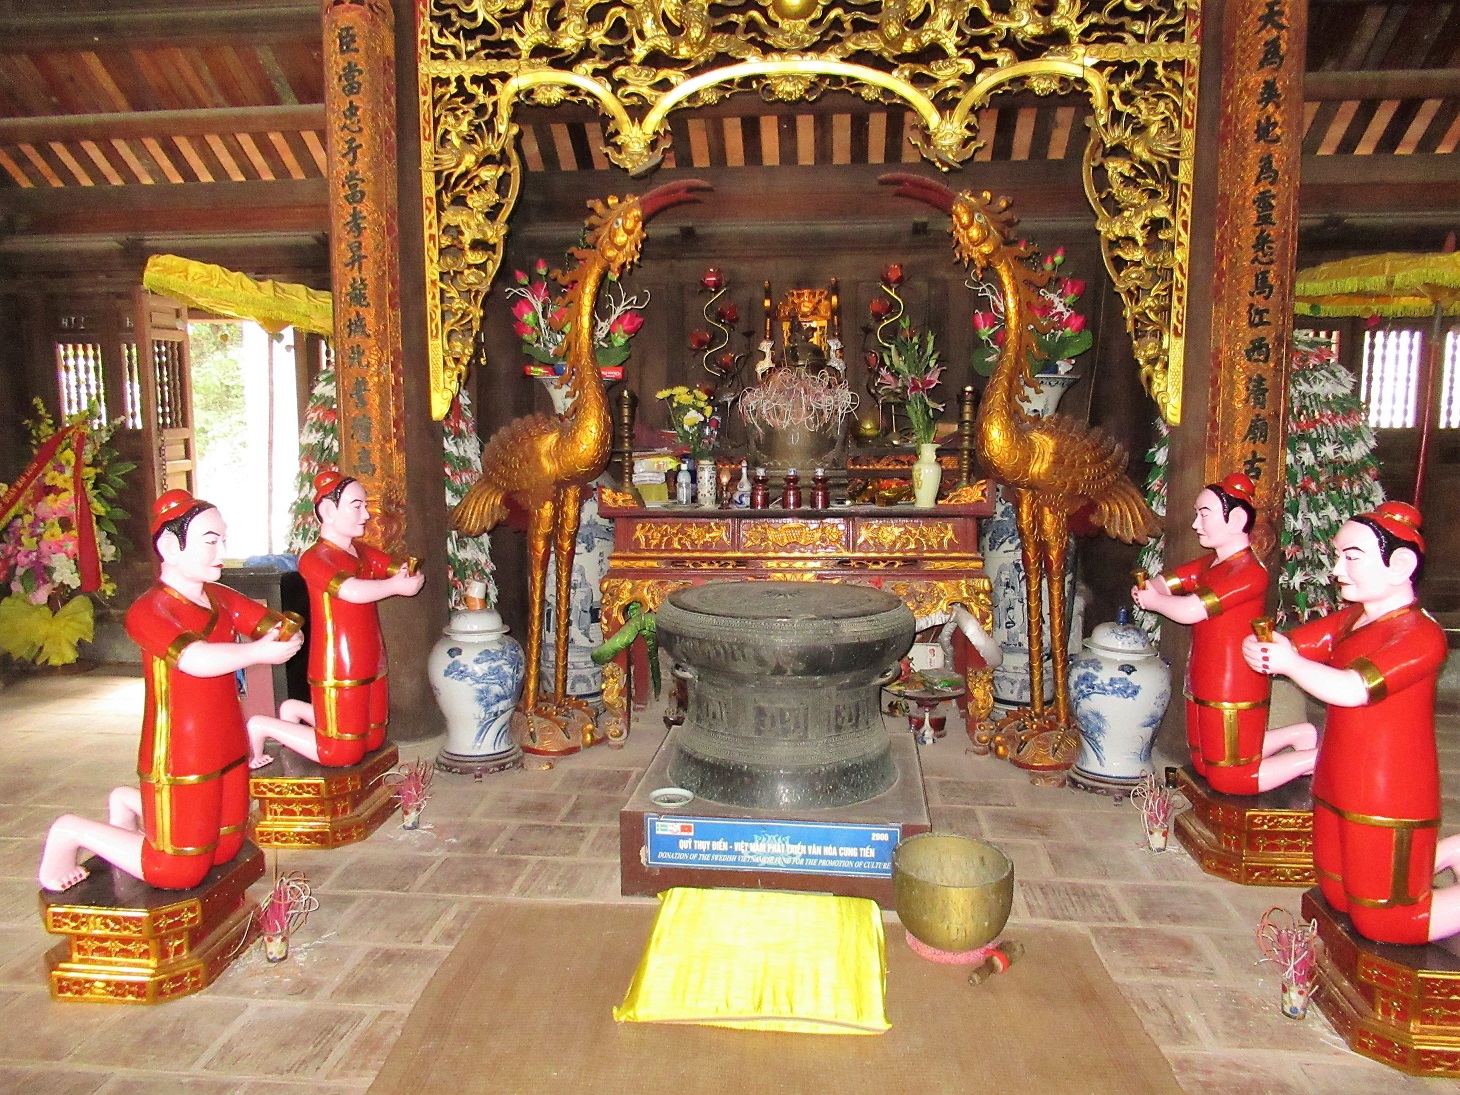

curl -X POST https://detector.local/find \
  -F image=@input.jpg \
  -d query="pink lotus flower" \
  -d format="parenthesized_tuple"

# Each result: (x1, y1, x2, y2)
(510, 298, 537, 322)
(972, 311, 999, 332)
(993, 329, 1006, 347)
(513, 269, 529, 285)
(534, 258, 548, 275)
(526, 280, 549, 303)
(1062, 278, 1087, 299)
(1066, 313, 1087, 333)
(512, 321, 534, 339)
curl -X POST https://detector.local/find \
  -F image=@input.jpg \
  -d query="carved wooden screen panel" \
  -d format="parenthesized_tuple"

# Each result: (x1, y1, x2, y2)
(133, 289, 196, 500)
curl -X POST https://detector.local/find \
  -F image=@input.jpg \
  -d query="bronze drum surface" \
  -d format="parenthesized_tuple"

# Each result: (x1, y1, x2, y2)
(657, 580, 914, 810)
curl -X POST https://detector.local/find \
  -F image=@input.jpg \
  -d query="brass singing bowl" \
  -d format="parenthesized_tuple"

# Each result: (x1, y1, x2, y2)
(892, 833, 1014, 953)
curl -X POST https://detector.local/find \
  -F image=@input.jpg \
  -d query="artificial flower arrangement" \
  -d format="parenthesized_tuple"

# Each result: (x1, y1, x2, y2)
(507, 257, 648, 376)
(656, 385, 718, 459)
(868, 264, 945, 446)
(690, 266, 747, 383)
(0, 400, 133, 666)
(969, 245, 1092, 376)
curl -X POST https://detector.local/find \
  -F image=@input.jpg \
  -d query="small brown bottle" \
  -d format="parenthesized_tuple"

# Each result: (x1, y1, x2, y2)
(810, 468, 830, 509)
(781, 469, 801, 510)
(750, 467, 770, 509)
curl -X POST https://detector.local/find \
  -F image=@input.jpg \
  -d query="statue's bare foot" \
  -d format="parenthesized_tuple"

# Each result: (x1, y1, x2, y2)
(37, 823, 89, 891)
(248, 751, 277, 770)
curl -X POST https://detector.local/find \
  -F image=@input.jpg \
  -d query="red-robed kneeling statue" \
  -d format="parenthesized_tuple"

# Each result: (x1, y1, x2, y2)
(37, 491, 304, 892)
(1133, 474, 1314, 795)
(246, 470, 423, 768)
(1244, 501, 1460, 944)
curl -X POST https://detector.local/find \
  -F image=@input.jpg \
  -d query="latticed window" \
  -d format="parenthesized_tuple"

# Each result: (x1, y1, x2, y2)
(1359, 328, 1425, 429)
(55, 340, 107, 424)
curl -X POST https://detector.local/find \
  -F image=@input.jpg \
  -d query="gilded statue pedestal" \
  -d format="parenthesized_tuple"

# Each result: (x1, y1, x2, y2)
(1305, 889, 1460, 1076)
(249, 743, 400, 849)
(1172, 766, 1315, 887)
(40, 842, 264, 1004)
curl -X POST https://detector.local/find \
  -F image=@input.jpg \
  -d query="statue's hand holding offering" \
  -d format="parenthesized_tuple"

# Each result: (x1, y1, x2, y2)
(254, 624, 305, 665)
(391, 564, 425, 598)
(1242, 629, 1294, 677)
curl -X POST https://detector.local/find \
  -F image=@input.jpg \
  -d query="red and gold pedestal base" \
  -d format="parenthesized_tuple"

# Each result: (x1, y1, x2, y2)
(248, 742, 400, 849)
(40, 842, 264, 1004)
(1172, 766, 1315, 887)
(1305, 889, 1460, 1076)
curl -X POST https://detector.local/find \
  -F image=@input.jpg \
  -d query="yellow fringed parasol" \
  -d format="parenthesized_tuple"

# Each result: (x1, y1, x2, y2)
(142, 255, 333, 336)
(1293, 246, 1460, 509)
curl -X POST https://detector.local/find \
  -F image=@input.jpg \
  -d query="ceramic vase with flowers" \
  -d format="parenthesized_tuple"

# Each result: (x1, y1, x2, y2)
(507, 257, 648, 414)
(868, 264, 945, 506)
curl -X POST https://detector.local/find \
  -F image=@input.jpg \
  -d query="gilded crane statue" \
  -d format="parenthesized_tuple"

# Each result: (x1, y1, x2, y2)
(880, 173, 1159, 780)
(452, 178, 711, 754)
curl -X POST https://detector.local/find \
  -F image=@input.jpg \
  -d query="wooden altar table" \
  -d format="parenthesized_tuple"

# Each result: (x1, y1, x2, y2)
(596, 485, 997, 728)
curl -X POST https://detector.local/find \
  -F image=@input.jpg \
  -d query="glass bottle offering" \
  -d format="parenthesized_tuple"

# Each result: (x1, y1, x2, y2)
(810, 468, 830, 509)
(781, 469, 801, 510)
(750, 467, 770, 509)
(675, 462, 693, 505)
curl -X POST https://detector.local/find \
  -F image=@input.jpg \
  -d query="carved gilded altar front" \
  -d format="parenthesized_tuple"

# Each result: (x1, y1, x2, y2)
(416, 0, 1201, 425)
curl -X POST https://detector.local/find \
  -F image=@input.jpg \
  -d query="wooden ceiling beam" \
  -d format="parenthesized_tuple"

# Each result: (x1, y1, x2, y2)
(1305, 69, 1460, 102)
(0, 2, 319, 51)
(0, 177, 326, 234)
(0, 104, 323, 143)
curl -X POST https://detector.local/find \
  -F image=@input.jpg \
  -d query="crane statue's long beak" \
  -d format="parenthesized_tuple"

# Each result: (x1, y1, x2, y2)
(639, 177, 713, 217)
(878, 172, 957, 214)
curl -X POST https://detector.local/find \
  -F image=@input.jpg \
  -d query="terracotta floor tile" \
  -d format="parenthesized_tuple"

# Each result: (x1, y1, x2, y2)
(326, 1008, 408, 1081)
(468, 789, 568, 822)
(199, 1003, 367, 1078)
(1298, 1059, 1438, 1093)
(1090, 925, 1225, 981)
(1045, 840, 1153, 881)
(496, 822, 590, 857)
(0, 987, 125, 1062)
(424, 901, 480, 948)
(994, 838, 1053, 882)
(0, 930, 48, 987)
(926, 805, 984, 837)
(415, 854, 528, 898)
(325, 945, 447, 1006)
(513, 859, 620, 901)
(1017, 879, 1129, 923)
(210, 941, 360, 1003)
(313, 850, 440, 895)
(1122, 883, 1248, 929)
(63, 995, 247, 1070)
(1195, 982, 1345, 1053)
(560, 792, 630, 825)
(924, 777, 1021, 808)
(552, 767, 641, 794)
(977, 806, 1080, 842)
(1164, 1050, 1312, 1095)
(99, 1078, 241, 1095)
(433, 818, 508, 855)
(582, 825, 622, 861)
(1115, 980, 1205, 1048)
(333, 894, 461, 946)
(0, 1066, 109, 1094)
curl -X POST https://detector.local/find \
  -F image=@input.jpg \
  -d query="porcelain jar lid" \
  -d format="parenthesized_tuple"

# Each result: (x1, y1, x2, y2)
(1084, 608, 1156, 658)
(443, 608, 510, 641)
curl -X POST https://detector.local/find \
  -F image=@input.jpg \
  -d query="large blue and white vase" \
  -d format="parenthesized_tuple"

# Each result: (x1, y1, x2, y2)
(540, 489, 615, 708)
(979, 371, 1081, 713)
(430, 608, 525, 776)
(1069, 609, 1171, 795)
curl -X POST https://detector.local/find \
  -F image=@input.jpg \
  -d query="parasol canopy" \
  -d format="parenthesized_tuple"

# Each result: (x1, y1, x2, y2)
(142, 254, 333, 335)
(1291, 247, 1460, 511)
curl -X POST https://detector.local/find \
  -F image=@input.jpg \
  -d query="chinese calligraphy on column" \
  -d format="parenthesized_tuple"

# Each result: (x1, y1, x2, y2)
(1206, 0, 1306, 557)
(325, 0, 407, 552)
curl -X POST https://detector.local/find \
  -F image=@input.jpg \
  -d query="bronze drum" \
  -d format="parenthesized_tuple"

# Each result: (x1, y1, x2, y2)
(657, 581, 915, 810)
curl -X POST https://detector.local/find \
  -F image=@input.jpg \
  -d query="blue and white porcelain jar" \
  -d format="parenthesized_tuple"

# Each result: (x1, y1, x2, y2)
(430, 608, 525, 776)
(1070, 608, 1171, 795)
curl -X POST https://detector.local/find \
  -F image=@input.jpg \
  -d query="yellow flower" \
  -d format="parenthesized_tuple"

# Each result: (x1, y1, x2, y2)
(655, 388, 673, 399)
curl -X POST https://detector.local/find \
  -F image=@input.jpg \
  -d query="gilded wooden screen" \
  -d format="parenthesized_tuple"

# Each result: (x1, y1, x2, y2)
(416, 0, 1202, 425)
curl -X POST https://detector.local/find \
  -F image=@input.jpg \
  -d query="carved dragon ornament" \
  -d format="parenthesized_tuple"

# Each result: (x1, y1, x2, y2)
(419, 0, 1200, 423)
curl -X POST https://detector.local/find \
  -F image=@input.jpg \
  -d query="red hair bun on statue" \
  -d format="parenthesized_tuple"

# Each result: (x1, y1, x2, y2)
(1360, 501, 1425, 554)
(1217, 472, 1257, 505)
(312, 469, 348, 507)
(151, 489, 199, 536)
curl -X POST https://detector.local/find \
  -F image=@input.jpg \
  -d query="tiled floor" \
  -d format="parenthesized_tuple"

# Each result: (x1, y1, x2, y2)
(1, 671, 1458, 1094)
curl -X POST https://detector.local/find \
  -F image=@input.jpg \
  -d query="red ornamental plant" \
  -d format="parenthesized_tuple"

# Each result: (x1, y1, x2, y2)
(970, 244, 1093, 377)
(867, 268, 944, 446)
(506, 257, 649, 369)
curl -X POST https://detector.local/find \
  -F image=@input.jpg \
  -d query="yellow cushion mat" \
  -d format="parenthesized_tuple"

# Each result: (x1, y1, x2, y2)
(613, 887, 890, 1035)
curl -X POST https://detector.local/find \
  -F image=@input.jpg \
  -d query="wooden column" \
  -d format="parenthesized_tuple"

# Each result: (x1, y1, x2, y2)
(324, 0, 408, 551)
(1159, 0, 1307, 761)
(1202, 0, 1308, 556)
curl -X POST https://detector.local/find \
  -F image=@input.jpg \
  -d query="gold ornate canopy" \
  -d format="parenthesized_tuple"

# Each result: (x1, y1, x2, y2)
(417, 0, 1201, 424)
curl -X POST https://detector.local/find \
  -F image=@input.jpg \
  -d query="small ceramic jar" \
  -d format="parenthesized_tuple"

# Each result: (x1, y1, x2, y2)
(1069, 609, 1171, 795)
